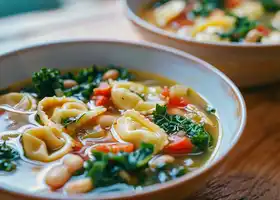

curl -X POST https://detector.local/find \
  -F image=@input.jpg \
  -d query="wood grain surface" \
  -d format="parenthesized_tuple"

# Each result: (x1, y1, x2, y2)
(1, 0, 280, 199)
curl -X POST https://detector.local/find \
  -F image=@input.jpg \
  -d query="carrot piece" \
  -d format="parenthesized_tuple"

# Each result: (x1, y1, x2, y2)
(94, 143, 134, 153)
(225, 0, 241, 8)
(169, 96, 189, 107)
(94, 82, 111, 97)
(164, 136, 193, 154)
(256, 25, 271, 36)
(161, 86, 170, 97)
(95, 95, 110, 106)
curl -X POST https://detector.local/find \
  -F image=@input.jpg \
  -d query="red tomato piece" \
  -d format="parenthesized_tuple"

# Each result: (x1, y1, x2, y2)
(94, 95, 110, 106)
(169, 96, 189, 107)
(225, 0, 241, 8)
(164, 136, 193, 154)
(94, 82, 111, 97)
(161, 86, 170, 97)
(256, 25, 271, 36)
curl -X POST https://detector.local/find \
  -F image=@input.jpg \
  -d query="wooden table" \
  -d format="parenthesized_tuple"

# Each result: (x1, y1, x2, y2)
(1, 1, 280, 199)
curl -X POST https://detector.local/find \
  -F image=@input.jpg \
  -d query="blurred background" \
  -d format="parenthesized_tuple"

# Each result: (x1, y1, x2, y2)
(0, 0, 137, 54)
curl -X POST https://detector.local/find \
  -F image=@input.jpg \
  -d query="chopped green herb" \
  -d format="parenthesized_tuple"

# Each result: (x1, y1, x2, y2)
(153, 104, 212, 151)
(32, 68, 64, 98)
(35, 114, 43, 125)
(61, 113, 86, 128)
(0, 142, 19, 172)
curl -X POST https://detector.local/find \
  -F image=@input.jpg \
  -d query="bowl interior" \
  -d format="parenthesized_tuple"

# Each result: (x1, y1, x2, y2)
(0, 40, 246, 199)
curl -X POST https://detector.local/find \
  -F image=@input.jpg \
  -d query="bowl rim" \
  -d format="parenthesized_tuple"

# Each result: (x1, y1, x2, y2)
(0, 39, 247, 200)
(122, 0, 280, 48)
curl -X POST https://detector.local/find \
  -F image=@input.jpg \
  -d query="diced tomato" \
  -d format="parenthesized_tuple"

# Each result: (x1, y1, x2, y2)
(225, 0, 241, 8)
(94, 95, 110, 106)
(169, 96, 189, 107)
(161, 86, 170, 97)
(164, 136, 193, 154)
(172, 14, 194, 26)
(0, 110, 5, 116)
(169, 6, 194, 27)
(94, 82, 111, 97)
(93, 143, 134, 153)
(256, 25, 271, 36)
(72, 140, 83, 152)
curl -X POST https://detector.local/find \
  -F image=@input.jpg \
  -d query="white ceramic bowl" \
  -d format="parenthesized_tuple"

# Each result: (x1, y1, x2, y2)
(123, 0, 280, 87)
(0, 40, 246, 200)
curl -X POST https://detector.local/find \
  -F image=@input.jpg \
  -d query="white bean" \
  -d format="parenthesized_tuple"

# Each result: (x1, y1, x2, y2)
(96, 115, 117, 129)
(63, 154, 84, 174)
(63, 79, 78, 89)
(64, 178, 93, 194)
(245, 29, 262, 43)
(45, 165, 71, 189)
(102, 69, 119, 80)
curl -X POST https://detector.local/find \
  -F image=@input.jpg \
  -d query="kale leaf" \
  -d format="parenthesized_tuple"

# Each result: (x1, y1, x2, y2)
(30, 65, 133, 101)
(261, 0, 280, 12)
(85, 143, 154, 187)
(0, 142, 19, 172)
(152, 104, 212, 151)
(190, 0, 224, 17)
(32, 68, 64, 98)
(218, 16, 258, 42)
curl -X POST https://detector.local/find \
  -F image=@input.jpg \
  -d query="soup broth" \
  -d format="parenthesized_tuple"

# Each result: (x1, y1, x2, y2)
(141, 0, 280, 43)
(0, 66, 220, 195)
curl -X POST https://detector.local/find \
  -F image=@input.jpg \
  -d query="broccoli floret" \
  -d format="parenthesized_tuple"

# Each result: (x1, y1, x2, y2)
(32, 68, 63, 98)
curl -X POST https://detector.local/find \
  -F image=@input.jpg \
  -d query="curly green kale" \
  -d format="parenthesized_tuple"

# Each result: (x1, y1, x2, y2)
(0, 142, 19, 172)
(30, 65, 133, 100)
(32, 68, 64, 98)
(218, 16, 258, 42)
(84, 143, 154, 188)
(152, 104, 212, 151)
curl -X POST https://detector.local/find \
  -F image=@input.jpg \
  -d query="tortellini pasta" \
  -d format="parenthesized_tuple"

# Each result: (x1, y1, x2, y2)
(37, 97, 106, 135)
(113, 110, 168, 153)
(0, 92, 36, 111)
(111, 81, 165, 114)
(22, 126, 72, 162)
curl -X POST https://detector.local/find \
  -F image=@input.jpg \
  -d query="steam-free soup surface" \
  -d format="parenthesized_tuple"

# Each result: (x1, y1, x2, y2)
(142, 0, 280, 43)
(0, 66, 220, 195)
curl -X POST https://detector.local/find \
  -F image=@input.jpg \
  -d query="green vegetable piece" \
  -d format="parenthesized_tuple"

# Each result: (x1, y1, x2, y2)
(190, 0, 224, 17)
(61, 113, 86, 128)
(0, 142, 19, 172)
(85, 142, 154, 188)
(153, 104, 212, 151)
(32, 68, 64, 98)
(218, 16, 258, 42)
(261, 0, 280, 12)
